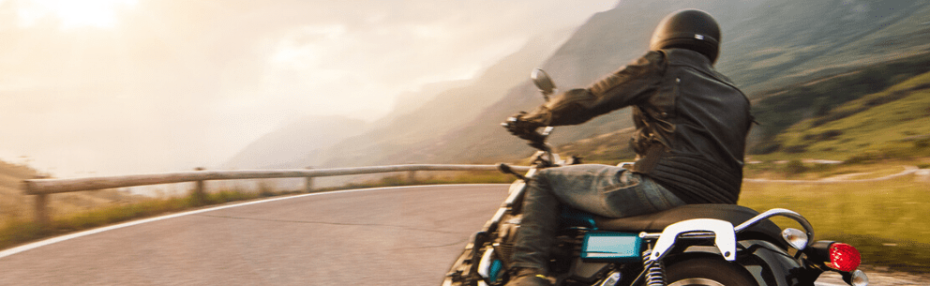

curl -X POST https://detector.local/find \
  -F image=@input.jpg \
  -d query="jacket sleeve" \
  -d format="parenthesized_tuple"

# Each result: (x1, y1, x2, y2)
(521, 51, 666, 126)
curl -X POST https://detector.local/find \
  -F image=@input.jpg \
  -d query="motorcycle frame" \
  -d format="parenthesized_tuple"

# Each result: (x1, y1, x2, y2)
(468, 159, 826, 286)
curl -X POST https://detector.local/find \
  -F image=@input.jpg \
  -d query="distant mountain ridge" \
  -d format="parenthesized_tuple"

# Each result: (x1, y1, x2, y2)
(223, 115, 368, 169)
(379, 0, 930, 166)
(227, 0, 930, 170)
(224, 29, 575, 169)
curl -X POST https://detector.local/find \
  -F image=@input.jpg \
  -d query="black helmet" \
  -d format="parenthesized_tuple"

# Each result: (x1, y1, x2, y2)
(650, 9, 721, 64)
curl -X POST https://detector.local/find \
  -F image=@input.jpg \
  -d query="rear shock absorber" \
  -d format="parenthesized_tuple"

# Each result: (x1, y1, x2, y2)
(642, 248, 666, 286)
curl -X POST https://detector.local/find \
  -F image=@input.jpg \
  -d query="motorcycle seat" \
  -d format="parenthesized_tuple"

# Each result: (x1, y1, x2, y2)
(593, 204, 786, 247)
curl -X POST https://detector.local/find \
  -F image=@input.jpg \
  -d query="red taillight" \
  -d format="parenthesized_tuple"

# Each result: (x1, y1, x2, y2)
(828, 243, 861, 272)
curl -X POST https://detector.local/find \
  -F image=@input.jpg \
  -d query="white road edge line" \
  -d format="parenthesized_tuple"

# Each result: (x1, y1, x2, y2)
(0, 184, 506, 259)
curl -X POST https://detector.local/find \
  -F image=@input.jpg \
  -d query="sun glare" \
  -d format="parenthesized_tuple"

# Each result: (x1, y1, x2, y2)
(23, 0, 137, 29)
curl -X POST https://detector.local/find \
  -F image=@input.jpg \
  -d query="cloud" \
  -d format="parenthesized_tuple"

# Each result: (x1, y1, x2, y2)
(0, 0, 616, 177)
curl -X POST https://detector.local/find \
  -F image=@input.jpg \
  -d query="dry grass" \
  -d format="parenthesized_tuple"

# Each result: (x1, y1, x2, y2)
(743, 160, 909, 180)
(0, 188, 281, 250)
(0, 160, 146, 226)
(740, 176, 930, 272)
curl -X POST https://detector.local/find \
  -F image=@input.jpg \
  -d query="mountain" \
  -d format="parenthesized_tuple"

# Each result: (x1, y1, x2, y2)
(387, 80, 472, 121)
(269, 30, 575, 168)
(717, 0, 930, 93)
(223, 79, 471, 169)
(750, 52, 930, 144)
(412, 0, 930, 164)
(223, 115, 368, 169)
(231, 0, 930, 170)
(372, 0, 930, 165)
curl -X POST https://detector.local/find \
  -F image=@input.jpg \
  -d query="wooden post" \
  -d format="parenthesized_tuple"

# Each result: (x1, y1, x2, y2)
(193, 167, 206, 205)
(35, 193, 49, 225)
(305, 166, 314, 193)
(26, 175, 50, 225)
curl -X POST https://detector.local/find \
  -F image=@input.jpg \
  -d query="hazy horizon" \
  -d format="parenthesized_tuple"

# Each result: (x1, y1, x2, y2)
(0, 0, 616, 177)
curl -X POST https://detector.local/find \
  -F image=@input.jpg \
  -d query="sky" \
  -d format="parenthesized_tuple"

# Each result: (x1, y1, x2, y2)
(0, 0, 616, 177)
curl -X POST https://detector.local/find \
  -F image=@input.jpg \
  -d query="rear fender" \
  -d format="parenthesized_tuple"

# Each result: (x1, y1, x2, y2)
(735, 240, 822, 286)
(668, 240, 821, 286)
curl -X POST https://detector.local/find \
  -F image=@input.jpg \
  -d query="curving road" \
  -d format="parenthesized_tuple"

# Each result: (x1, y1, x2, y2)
(0, 184, 922, 285)
(0, 185, 509, 285)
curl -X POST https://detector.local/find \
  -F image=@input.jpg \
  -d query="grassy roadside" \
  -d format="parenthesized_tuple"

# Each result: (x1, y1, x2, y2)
(0, 171, 512, 251)
(3, 167, 927, 273)
(0, 189, 270, 250)
(742, 159, 911, 180)
(739, 176, 930, 272)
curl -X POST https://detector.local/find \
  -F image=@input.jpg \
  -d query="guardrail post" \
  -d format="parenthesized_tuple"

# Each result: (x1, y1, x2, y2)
(35, 193, 49, 225)
(193, 167, 206, 205)
(25, 175, 50, 225)
(305, 166, 314, 193)
(408, 170, 417, 183)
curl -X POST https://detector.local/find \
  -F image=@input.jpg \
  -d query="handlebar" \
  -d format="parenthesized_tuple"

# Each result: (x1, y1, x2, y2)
(525, 127, 558, 168)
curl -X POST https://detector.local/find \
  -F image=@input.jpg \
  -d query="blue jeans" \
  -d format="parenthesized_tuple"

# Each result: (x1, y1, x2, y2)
(510, 164, 686, 271)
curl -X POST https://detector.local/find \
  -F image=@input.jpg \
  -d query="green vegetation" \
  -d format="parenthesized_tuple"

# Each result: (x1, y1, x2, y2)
(740, 177, 930, 272)
(750, 52, 930, 150)
(754, 70, 930, 162)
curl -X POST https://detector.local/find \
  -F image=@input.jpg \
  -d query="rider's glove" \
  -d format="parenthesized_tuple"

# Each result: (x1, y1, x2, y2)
(502, 112, 543, 141)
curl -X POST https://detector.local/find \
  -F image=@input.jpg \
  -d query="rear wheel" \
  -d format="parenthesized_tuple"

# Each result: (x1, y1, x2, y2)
(666, 257, 758, 286)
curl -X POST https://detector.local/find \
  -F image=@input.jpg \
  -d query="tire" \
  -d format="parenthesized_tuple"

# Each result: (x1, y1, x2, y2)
(665, 257, 758, 286)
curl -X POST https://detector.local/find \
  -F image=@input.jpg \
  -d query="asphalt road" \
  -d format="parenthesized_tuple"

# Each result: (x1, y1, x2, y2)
(0, 184, 509, 285)
(0, 184, 922, 285)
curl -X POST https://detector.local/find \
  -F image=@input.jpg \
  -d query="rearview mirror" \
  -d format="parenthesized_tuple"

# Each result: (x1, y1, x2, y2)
(531, 68, 557, 101)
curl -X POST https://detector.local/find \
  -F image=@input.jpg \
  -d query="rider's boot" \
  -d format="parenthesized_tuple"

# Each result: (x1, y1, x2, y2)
(505, 268, 552, 286)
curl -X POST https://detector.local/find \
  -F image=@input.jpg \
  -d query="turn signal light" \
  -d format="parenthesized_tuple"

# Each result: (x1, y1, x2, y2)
(828, 243, 861, 272)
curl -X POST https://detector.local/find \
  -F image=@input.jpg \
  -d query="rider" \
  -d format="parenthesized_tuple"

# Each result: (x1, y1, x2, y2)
(503, 9, 753, 286)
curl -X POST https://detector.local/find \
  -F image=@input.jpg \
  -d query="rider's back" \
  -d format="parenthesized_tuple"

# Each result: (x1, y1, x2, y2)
(630, 48, 752, 205)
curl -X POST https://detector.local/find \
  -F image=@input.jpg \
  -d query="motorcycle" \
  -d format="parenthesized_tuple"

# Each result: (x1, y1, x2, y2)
(440, 69, 869, 286)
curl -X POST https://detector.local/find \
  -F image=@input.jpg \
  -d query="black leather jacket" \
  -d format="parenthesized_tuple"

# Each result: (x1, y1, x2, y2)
(521, 48, 752, 204)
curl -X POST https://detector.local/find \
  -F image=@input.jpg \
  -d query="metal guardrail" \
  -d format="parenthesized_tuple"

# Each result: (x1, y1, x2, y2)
(21, 164, 532, 224)
(21, 163, 927, 225)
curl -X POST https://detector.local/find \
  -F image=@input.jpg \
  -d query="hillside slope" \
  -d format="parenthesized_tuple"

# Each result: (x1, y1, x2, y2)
(750, 52, 930, 142)
(229, 0, 930, 169)
(389, 0, 930, 165)
(223, 115, 368, 169)
(765, 71, 930, 161)
(284, 31, 574, 168)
